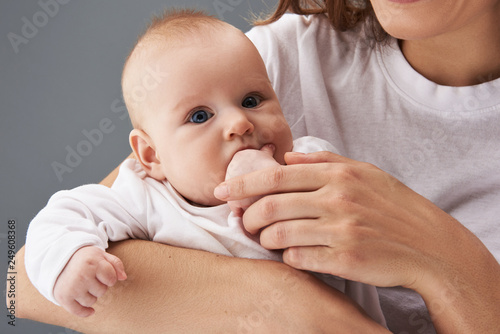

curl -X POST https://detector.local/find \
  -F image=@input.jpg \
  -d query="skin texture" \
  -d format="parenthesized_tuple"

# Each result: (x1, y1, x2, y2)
(214, 151, 500, 333)
(211, 1, 500, 332)
(11, 2, 500, 332)
(370, 0, 500, 86)
(10, 242, 390, 333)
(53, 246, 127, 317)
(50, 22, 293, 318)
(126, 25, 293, 207)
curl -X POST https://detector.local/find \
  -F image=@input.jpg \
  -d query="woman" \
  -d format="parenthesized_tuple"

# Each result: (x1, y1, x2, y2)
(13, 1, 500, 333)
(224, 0, 500, 332)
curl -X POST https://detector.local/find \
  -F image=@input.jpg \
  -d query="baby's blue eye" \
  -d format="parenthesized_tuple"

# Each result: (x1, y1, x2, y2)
(189, 110, 213, 123)
(242, 96, 260, 108)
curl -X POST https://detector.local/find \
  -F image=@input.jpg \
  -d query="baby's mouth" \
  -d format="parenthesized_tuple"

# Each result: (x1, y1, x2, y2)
(227, 145, 261, 168)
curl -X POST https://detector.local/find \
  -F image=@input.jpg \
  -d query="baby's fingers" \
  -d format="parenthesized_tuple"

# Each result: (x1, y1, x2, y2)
(96, 253, 127, 286)
(62, 298, 95, 318)
(87, 279, 109, 299)
(259, 143, 275, 156)
(75, 291, 98, 309)
(104, 252, 127, 280)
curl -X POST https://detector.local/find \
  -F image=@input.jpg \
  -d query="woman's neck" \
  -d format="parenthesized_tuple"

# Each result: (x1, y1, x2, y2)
(400, 8, 500, 87)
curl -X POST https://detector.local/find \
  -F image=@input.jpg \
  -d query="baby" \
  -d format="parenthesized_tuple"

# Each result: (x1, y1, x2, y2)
(25, 9, 385, 325)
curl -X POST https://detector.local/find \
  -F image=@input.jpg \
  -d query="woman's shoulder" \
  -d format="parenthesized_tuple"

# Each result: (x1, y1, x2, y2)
(247, 13, 332, 37)
(247, 13, 370, 52)
(246, 13, 377, 83)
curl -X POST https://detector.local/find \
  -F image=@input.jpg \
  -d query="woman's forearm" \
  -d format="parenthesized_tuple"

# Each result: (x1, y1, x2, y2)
(415, 228, 500, 334)
(11, 240, 388, 333)
(216, 151, 500, 333)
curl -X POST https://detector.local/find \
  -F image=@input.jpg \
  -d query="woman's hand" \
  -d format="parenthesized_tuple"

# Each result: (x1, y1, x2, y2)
(216, 150, 458, 288)
(215, 151, 500, 333)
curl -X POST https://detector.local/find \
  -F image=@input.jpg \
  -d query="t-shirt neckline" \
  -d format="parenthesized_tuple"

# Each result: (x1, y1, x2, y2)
(376, 38, 500, 114)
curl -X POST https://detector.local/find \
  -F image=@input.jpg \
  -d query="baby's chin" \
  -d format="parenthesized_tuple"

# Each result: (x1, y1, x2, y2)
(175, 175, 226, 208)
(183, 192, 226, 208)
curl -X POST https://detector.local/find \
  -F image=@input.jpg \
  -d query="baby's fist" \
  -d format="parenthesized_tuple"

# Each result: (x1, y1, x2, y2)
(54, 246, 127, 317)
(226, 144, 280, 216)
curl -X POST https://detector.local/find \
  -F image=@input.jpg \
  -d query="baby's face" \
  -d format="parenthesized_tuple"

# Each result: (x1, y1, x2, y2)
(136, 30, 292, 206)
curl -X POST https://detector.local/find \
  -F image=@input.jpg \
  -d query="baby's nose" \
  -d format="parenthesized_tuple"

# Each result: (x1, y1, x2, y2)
(223, 110, 254, 139)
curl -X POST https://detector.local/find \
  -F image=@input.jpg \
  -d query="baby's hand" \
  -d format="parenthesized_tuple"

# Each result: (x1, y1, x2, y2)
(226, 144, 280, 217)
(53, 246, 127, 317)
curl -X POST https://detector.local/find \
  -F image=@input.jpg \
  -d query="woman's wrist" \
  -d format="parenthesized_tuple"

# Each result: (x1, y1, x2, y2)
(250, 262, 390, 333)
(410, 219, 500, 333)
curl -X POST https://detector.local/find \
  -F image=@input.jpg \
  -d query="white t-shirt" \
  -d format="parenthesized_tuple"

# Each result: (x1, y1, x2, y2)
(25, 136, 386, 326)
(247, 13, 500, 334)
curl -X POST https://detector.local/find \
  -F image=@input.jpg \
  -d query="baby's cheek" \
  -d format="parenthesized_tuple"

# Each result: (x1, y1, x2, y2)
(201, 170, 226, 204)
(174, 169, 225, 207)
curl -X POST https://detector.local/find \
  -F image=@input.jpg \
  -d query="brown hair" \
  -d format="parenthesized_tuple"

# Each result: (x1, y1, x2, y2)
(255, 0, 388, 42)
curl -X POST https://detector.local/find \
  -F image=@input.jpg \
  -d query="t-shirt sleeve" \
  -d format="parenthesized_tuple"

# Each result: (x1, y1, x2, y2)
(246, 15, 301, 100)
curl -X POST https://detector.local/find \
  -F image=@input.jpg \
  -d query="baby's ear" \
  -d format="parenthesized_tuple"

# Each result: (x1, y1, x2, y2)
(129, 129, 166, 180)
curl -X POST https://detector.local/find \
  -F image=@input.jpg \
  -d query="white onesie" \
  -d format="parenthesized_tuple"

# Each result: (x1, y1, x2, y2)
(25, 136, 386, 326)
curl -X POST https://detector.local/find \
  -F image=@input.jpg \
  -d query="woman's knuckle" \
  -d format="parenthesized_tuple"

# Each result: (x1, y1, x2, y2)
(235, 178, 246, 194)
(271, 223, 288, 247)
(320, 191, 354, 212)
(331, 164, 358, 183)
(337, 248, 364, 267)
(260, 197, 278, 220)
(265, 166, 285, 190)
(339, 218, 366, 240)
(333, 192, 351, 205)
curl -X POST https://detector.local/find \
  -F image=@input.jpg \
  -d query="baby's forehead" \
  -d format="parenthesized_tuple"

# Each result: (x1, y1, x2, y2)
(129, 25, 232, 66)
(149, 22, 240, 49)
(122, 19, 252, 127)
(124, 24, 248, 82)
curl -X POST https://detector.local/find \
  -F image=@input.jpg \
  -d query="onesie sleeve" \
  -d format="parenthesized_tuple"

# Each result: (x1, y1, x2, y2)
(25, 159, 150, 305)
(292, 136, 340, 154)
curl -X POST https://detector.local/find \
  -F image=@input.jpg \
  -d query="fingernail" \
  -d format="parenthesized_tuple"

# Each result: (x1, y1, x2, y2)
(214, 184, 229, 199)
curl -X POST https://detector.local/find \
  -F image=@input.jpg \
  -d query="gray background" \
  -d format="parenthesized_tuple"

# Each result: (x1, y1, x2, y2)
(1, 0, 276, 333)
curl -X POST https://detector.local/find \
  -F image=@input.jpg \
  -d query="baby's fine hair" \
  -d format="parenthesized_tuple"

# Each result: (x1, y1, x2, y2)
(121, 8, 230, 128)
(138, 8, 228, 46)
